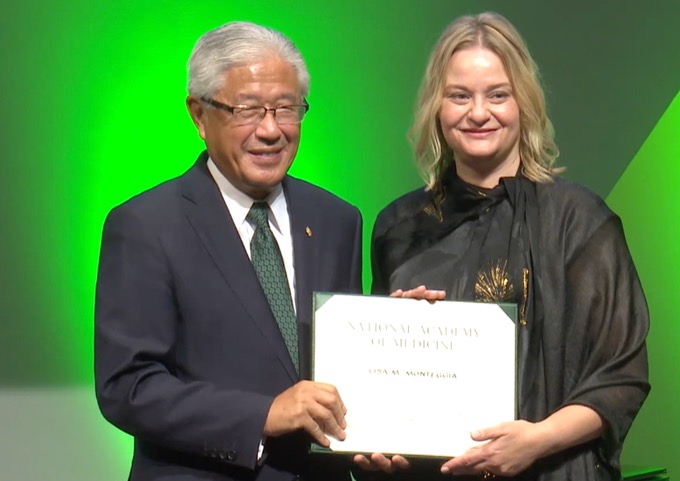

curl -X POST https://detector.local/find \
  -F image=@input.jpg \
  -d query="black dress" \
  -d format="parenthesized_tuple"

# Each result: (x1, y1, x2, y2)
(370, 168, 650, 481)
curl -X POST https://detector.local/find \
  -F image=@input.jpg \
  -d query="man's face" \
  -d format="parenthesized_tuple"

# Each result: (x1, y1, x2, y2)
(187, 55, 302, 199)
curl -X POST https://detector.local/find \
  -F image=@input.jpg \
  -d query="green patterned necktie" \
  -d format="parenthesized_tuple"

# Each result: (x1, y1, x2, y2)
(247, 202, 299, 373)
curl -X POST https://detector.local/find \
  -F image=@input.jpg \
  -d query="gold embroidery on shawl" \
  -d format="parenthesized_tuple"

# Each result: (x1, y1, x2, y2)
(475, 260, 514, 303)
(520, 268, 529, 326)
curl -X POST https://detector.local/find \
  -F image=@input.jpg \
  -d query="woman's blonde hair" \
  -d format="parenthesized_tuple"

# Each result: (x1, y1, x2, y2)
(411, 12, 562, 192)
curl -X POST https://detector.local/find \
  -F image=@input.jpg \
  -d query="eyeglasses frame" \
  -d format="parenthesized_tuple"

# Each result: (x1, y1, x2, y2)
(200, 97, 309, 125)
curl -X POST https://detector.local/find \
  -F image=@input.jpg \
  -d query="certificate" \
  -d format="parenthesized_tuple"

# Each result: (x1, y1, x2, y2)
(311, 293, 516, 458)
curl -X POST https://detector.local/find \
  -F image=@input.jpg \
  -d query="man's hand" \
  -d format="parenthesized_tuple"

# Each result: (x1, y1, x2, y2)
(353, 453, 410, 473)
(264, 381, 347, 447)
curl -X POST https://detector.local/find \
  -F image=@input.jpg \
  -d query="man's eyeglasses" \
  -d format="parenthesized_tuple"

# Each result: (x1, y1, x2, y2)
(201, 97, 309, 125)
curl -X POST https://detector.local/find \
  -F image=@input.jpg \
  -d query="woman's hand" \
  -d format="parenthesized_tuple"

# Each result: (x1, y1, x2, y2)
(440, 405, 604, 477)
(390, 285, 446, 301)
(440, 420, 544, 477)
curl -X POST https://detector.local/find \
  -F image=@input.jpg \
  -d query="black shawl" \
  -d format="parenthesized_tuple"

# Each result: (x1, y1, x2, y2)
(370, 171, 650, 481)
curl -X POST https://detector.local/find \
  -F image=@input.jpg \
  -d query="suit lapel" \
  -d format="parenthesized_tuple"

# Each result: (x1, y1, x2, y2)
(180, 154, 298, 382)
(284, 177, 318, 379)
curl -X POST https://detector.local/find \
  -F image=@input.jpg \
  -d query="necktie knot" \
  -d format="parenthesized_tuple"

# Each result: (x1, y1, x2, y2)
(247, 202, 270, 230)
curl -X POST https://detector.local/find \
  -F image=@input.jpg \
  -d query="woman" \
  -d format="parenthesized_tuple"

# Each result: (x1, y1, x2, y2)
(360, 11, 649, 481)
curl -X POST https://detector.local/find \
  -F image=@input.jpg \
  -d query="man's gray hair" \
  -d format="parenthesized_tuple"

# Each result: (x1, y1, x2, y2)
(187, 21, 310, 99)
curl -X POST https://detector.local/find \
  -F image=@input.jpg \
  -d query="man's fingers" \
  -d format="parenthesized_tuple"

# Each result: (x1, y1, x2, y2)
(353, 455, 372, 470)
(293, 381, 346, 441)
(264, 381, 346, 439)
(369, 453, 396, 472)
(305, 420, 331, 447)
(353, 453, 411, 473)
(391, 455, 411, 469)
(311, 382, 348, 422)
(305, 384, 346, 431)
(307, 408, 346, 441)
(353, 454, 385, 472)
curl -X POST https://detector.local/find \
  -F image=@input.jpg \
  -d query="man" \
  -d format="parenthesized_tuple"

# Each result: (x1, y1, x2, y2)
(95, 22, 362, 481)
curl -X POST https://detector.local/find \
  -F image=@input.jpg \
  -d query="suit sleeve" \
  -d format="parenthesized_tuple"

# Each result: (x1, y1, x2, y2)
(94, 204, 271, 469)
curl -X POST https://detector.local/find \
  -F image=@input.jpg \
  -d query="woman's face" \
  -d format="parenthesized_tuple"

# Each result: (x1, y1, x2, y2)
(439, 47, 521, 186)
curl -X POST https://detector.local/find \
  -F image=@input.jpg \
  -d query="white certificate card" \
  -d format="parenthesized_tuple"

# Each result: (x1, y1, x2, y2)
(311, 293, 517, 458)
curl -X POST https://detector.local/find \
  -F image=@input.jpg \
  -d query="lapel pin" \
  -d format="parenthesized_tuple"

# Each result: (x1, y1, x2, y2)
(305, 226, 313, 237)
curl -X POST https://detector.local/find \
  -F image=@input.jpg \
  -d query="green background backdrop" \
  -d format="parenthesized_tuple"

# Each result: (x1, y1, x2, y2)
(1, 1, 678, 479)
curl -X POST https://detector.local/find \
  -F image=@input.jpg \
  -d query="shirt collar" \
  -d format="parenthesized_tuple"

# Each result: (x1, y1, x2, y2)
(207, 157, 287, 234)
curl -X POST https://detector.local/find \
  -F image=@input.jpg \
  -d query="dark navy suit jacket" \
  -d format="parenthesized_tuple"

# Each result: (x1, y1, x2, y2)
(95, 152, 363, 481)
